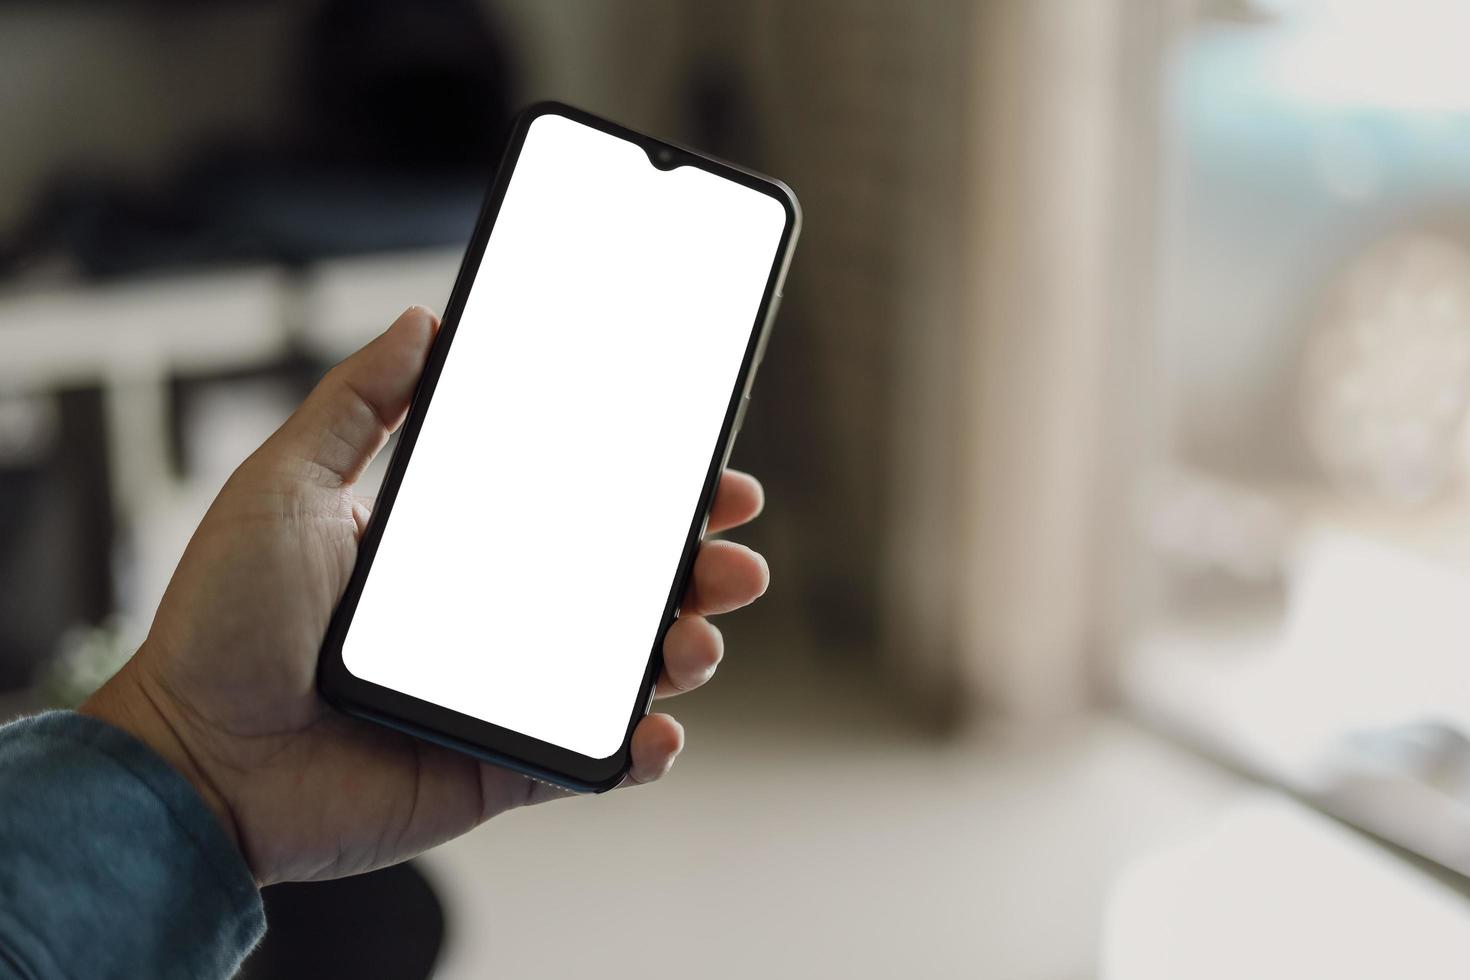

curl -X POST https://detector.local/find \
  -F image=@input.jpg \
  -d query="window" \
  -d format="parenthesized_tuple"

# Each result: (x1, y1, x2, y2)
(1125, 0, 1470, 874)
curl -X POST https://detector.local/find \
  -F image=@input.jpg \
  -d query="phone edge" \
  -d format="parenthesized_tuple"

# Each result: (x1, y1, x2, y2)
(316, 99, 801, 794)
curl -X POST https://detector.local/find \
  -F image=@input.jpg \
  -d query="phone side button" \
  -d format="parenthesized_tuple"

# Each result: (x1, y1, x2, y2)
(732, 394, 751, 434)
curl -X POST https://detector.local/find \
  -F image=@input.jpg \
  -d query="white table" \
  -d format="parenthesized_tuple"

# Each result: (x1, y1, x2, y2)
(0, 249, 461, 620)
(1103, 796, 1470, 978)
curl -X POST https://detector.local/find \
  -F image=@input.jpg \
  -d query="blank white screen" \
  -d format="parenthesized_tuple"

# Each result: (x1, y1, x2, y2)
(341, 112, 787, 759)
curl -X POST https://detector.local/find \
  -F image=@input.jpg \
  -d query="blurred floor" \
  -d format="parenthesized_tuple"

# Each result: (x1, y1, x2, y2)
(421, 637, 1246, 980)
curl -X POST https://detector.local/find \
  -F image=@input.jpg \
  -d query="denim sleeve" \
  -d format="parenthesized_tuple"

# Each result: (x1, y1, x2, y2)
(0, 711, 265, 980)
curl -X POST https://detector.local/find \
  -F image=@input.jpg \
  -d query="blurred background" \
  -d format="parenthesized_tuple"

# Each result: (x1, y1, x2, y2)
(5, 0, 1470, 976)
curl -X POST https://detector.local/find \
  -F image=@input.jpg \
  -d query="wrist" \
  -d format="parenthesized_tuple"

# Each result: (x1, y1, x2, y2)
(80, 665, 244, 861)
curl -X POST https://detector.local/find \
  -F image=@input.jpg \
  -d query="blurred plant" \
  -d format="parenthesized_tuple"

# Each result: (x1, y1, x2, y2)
(1300, 233, 1470, 506)
(33, 617, 141, 709)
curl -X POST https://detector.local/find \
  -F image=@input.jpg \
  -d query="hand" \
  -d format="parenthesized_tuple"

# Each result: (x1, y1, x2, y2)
(82, 307, 769, 885)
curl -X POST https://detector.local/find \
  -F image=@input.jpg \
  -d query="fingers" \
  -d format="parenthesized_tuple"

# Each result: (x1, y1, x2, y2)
(278, 306, 439, 487)
(655, 540, 765, 697)
(657, 614, 722, 697)
(708, 470, 764, 534)
(627, 713, 684, 784)
(505, 713, 685, 809)
(684, 539, 769, 615)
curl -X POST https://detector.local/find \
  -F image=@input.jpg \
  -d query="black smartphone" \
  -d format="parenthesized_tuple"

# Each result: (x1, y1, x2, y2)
(317, 102, 800, 792)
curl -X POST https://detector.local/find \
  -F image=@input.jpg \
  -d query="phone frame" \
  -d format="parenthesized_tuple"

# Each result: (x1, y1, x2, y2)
(317, 101, 800, 792)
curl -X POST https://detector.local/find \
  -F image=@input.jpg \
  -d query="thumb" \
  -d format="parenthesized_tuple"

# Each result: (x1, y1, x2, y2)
(276, 306, 439, 487)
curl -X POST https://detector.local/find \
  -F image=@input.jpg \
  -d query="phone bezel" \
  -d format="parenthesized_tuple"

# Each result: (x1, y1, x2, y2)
(316, 101, 800, 793)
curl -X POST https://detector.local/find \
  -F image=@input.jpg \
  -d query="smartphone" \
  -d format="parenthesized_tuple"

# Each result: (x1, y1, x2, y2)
(317, 102, 800, 792)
